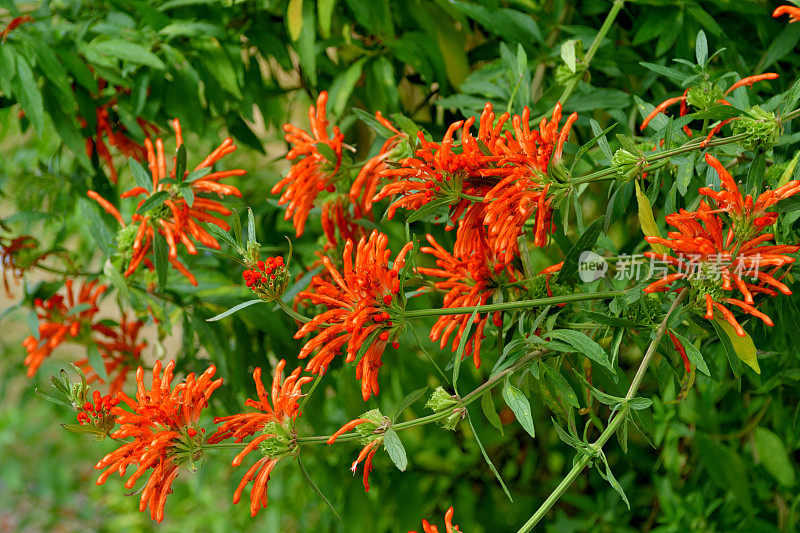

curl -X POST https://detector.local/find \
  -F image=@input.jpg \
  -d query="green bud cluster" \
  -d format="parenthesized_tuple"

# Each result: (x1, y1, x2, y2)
(731, 106, 783, 152)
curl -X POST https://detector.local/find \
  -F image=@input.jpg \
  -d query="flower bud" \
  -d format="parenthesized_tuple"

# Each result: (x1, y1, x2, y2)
(731, 105, 783, 152)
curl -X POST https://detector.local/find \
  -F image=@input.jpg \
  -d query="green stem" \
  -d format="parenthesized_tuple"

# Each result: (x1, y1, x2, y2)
(404, 291, 625, 319)
(275, 297, 313, 323)
(516, 290, 687, 532)
(556, 0, 626, 107)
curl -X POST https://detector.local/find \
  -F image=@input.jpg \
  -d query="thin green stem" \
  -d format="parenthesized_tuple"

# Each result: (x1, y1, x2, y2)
(516, 290, 687, 532)
(275, 297, 312, 323)
(556, 0, 625, 107)
(403, 291, 625, 319)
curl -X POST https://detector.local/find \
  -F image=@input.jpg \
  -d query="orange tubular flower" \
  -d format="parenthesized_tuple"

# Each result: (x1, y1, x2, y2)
(95, 361, 222, 523)
(410, 507, 461, 533)
(22, 280, 106, 377)
(349, 111, 404, 217)
(209, 360, 312, 517)
(417, 234, 520, 368)
(88, 120, 245, 285)
(640, 74, 778, 135)
(0, 15, 31, 42)
(273, 91, 345, 237)
(700, 154, 800, 232)
(0, 233, 40, 296)
(327, 418, 382, 491)
(774, 5, 800, 23)
(643, 156, 800, 336)
(295, 230, 414, 400)
(75, 314, 147, 394)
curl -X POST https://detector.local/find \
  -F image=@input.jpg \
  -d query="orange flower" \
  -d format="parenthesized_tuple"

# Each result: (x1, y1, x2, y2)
(75, 314, 147, 395)
(95, 361, 222, 523)
(484, 178, 554, 258)
(640, 74, 779, 137)
(417, 234, 520, 368)
(700, 154, 800, 233)
(22, 280, 106, 377)
(326, 416, 384, 491)
(410, 506, 461, 533)
(88, 119, 245, 285)
(295, 231, 414, 400)
(348, 111, 404, 216)
(0, 15, 31, 42)
(273, 91, 345, 237)
(0, 233, 40, 296)
(81, 79, 158, 183)
(209, 360, 312, 517)
(644, 200, 797, 336)
(774, 5, 800, 23)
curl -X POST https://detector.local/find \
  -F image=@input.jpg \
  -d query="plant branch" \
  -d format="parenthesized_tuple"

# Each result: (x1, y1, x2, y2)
(516, 289, 687, 532)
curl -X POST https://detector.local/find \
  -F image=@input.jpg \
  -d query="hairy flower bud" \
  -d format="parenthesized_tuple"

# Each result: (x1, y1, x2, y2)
(731, 106, 783, 152)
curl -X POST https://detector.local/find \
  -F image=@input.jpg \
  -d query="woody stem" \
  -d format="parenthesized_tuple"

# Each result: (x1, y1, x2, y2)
(515, 289, 687, 532)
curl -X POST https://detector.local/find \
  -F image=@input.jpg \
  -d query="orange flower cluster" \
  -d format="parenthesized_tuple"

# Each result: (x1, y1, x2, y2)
(273, 92, 345, 237)
(96, 361, 222, 522)
(22, 280, 106, 377)
(774, 5, 800, 23)
(76, 390, 120, 427)
(327, 416, 383, 491)
(644, 155, 799, 335)
(76, 314, 147, 395)
(295, 230, 413, 400)
(209, 360, 312, 517)
(374, 102, 576, 263)
(81, 79, 158, 183)
(89, 119, 245, 285)
(410, 507, 461, 533)
(640, 73, 779, 141)
(417, 234, 521, 368)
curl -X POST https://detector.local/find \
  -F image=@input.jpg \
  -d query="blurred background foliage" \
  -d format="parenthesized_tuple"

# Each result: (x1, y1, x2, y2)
(2, 0, 800, 531)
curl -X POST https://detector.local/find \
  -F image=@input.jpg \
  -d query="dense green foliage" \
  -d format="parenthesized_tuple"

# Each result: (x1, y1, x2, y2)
(3, 0, 800, 531)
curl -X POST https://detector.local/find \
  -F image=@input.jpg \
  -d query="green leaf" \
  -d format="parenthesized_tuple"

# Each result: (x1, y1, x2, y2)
(542, 364, 579, 409)
(598, 452, 630, 509)
(692, 104, 745, 121)
(546, 330, 613, 370)
(87, 343, 109, 383)
(287, 0, 304, 41)
(406, 197, 452, 223)
(91, 39, 165, 69)
(382, 428, 407, 471)
(130, 159, 153, 192)
(502, 377, 535, 438)
(318, 0, 335, 38)
(713, 317, 760, 374)
(448, 1, 542, 46)
(480, 391, 504, 435)
(15, 57, 44, 134)
(466, 412, 513, 501)
(695, 30, 708, 66)
(247, 207, 257, 245)
(185, 167, 212, 183)
(745, 149, 766, 196)
(180, 185, 194, 208)
(639, 61, 685, 84)
(392, 386, 429, 423)
(669, 330, 710, 376)
(80, 198, 115, 257)
(135, 191, 169, 215)
(673, 153, 695, 196)
(329, 57, 367, 119)
(153, 232, 169, 290)
(352, 107, 397, 138)
(753, 427, 796, 486)
(695, 433, 752, 509)
(61, 423, 107, 436)
(207, 299, 265, 322)
(779, 76, 800, 115)
(35, 389, 73, 409)
(561, 39, 576, 72)
(635, 180, 668, 255)
(175, 145, 187, 183)
(626, 397, 653, 411)
(297, 455, 341, 520)
(556, 217, 603, 283)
